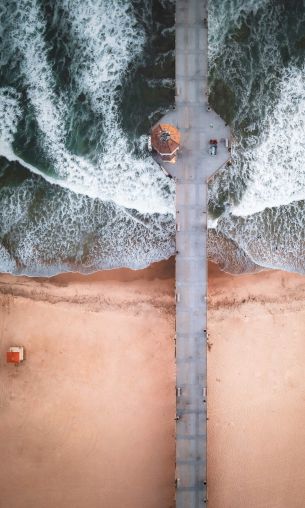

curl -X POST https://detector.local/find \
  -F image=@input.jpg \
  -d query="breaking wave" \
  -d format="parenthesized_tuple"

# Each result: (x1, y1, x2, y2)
(232, 66, 305, 216)
(208, 0, 305, 274)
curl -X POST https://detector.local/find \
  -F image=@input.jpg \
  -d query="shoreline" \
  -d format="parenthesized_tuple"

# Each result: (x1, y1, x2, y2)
(0, 256, 175, 282)
(48, 257, 175, 283)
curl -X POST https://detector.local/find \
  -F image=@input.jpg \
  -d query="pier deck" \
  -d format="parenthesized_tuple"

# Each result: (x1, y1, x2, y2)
(159, 0, 230, 506)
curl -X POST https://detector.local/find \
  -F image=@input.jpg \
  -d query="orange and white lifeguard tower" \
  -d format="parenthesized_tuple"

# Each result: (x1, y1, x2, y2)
(151, 123, 180, 163)
(6, 346, 25, 364)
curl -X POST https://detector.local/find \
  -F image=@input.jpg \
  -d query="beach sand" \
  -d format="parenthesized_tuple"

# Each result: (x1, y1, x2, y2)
(208, 263, 305, 508)
(0, 259, 175, 508)
(1, 258, 305, 508)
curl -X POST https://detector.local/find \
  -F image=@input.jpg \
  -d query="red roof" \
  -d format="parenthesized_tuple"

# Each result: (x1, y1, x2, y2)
(151, 124, 180, 156)
(7, 351, 21, 363)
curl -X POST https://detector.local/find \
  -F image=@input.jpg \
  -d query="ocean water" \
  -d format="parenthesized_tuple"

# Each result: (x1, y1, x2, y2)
(209, 0, 305, 273)
(0, 0, 176, 274)
(0, 0, 305, 275)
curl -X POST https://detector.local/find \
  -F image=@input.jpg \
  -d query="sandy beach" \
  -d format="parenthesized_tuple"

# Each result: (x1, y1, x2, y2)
(208, 263, 305, 508)
(0, 259, 175, 508)
(1, 258, 305, 507)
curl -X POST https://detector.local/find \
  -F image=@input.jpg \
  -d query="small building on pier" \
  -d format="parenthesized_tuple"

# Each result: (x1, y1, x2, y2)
(150, 123, 180, 163)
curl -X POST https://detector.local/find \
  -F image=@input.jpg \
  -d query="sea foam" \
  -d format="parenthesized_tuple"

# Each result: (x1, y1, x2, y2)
(232, 66, 305, 217)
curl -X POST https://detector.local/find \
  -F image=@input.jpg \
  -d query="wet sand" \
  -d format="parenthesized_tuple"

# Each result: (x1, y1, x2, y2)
(208, 263, 305, 508)
(0, 259, 175, 508)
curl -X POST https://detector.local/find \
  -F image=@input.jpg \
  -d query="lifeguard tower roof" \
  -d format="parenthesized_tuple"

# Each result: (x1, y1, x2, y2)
(151, 123, 180, 160)
(7, 346, 24, 364)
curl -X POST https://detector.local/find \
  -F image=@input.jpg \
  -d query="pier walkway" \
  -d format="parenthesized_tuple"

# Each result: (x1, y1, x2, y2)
(159, 0, 230, 506)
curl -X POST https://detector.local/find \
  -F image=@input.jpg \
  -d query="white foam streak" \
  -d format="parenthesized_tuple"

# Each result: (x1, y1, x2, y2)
(209, 0, 267, 64)
(232, 66, 305, 217)
(62, 0, 144, 115)
(0, 244, 16, 272)
(0, 88, 21, 144)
